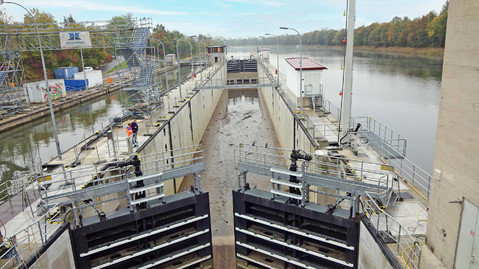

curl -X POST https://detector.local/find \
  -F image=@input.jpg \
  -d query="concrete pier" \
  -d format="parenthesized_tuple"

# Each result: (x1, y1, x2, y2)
(426, 0, 479, 268)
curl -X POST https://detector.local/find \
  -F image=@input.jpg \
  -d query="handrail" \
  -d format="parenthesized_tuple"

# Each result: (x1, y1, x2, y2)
(317, 97, 431, 199)
(0, 203, 63, 269)
(363, 191, 423, 269)
(352, 116, 407, 156)
(38, 145, 205, 210)
(352, 117, 431, 199)
(235, 144, 394, 207)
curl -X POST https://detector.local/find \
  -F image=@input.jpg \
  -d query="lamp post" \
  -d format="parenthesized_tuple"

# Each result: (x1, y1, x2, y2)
(196, 36, 202, 65)
(280, 26, 303, 115)
(259, 36, 264, 52)
(196, 37, 205, 82)
(150, 38, 169, 96)
(1, 1, 62, 159)
(265, 33, 279, 85)
(176, 36, 194, 99)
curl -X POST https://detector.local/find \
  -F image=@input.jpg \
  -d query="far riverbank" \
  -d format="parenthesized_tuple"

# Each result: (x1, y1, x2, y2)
(304, 45, 444, 59)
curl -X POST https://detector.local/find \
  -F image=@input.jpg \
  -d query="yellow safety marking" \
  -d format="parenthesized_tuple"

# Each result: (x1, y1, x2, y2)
(46, 208, 62, 224)
(39, 175, 52, 182)
(380, 165, 394, 172)
(346, 163, 363, 182)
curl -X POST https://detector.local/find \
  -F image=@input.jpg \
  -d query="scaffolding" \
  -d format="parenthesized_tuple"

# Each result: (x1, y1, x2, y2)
(0, 17, 154, 117)
(118, 27, 162, 117)
(0, 50, 26, 116)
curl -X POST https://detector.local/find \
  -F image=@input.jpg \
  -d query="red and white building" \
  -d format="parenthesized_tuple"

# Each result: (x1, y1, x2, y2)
(284, 57, 327, 107)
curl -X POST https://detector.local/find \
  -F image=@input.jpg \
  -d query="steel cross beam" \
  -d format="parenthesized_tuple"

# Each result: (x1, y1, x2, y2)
(0, 18, 152, 51)
(195, 83, 279, 90)
(41, 162, 205, 208)
(236, 160, 390, 198)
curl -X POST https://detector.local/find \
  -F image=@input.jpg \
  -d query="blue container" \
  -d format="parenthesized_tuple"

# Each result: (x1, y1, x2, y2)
(55, 66, 79, 79)
(65, 79, 88, 91)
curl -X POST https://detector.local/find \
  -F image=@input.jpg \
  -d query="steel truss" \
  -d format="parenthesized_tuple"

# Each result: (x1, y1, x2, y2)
(0, 17, 152, 51)
(0, 50, 25, 115)
(1, 17, 154, 116)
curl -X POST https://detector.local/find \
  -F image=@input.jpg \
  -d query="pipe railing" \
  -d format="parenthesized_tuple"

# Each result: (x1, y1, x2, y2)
(322, 98, 341, 121)
(235, 144, 394, 193)
(38, 145, 205, 207)
(363, 192, 423, 269)
(317, 98, 431, 199)
(140, 145, 204, 174)
(352, 117, 431, 199)
(352, 117, 407, 156)
(0, 203, 63, 269)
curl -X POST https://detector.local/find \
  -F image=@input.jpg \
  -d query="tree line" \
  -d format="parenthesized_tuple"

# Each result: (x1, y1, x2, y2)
(226, 2, 448, 49)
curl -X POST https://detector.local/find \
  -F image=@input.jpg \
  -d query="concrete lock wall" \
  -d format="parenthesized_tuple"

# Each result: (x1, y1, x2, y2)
(357, 220, 395, 269)
(140, 65, 226, 195)
(30, 229, 76, 269)
(258, 64, 315, 154)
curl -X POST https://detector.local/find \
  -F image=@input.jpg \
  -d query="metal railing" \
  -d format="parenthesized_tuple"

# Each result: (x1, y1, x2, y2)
(0, 173, 39, 226)
(0, 204, 63, 269)
(352, 117, 431, 199)
(0, 175, 35, 204)
(363, 192, 423, 269)
(386, 156, 431, 199)
(235, 144, 393, 185)
(37, 145, 205, 211)
(78, 112, 124, 144)
(140, 145, 205, 176)
(322, 98, 341, 121)
(352, 117, 407, 157)
(234, 144, 395, 207)
(303, 113, 339, 142)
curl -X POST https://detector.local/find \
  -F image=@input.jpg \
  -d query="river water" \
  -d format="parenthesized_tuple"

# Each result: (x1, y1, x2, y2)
(229, 46, 442, 174)
(0, 47, 442, 184)
(0, 65, 195, 183)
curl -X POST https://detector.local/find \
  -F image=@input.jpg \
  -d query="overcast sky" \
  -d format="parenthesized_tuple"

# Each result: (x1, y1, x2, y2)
(2, 0, 447, 38)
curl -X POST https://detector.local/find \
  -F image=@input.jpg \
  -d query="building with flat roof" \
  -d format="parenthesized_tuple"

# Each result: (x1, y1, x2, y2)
(284, 57, 327, 108)
(207, 46, 227, 65)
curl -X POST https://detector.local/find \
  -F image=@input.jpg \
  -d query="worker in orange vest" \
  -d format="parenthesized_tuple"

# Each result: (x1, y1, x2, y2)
(126, 123, 134, 153)
(126, 123, 133, 137)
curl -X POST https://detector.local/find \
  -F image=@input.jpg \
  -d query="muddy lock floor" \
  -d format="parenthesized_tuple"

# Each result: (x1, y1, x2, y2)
(180, 89, 279, 267)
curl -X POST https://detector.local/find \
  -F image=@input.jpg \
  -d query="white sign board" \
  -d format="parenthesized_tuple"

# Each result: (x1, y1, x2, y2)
(60, 31, 92, 49)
